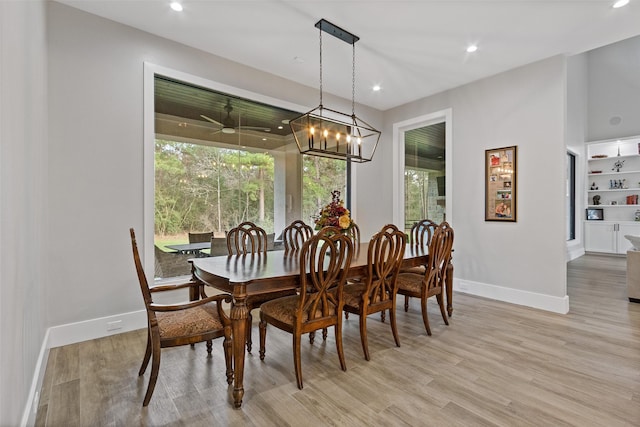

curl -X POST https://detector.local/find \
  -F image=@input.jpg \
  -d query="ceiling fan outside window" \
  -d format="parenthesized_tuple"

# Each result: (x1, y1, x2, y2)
(200, 98, 271, 135)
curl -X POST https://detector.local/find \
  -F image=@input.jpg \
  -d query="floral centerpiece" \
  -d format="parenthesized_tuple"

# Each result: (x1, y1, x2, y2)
(313, 190, 354, 231)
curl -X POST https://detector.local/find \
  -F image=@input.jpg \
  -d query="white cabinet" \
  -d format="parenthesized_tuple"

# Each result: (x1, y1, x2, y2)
(586, 137, 640, 222)
(584, 137, 640, 254)
(584, 221, 640, 254)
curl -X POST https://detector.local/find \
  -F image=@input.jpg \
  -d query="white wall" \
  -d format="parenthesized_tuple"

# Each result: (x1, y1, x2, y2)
(0, 1, 49, 425)
(384, 56, 569, 311)
(46, 2, 383, 329)
(587, 35, 640, 141)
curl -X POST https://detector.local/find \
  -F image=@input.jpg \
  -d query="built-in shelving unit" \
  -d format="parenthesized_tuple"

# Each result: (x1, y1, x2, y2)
(585, 136, 640, 254)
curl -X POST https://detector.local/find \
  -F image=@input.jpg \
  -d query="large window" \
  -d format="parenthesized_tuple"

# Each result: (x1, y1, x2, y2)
(404, 123, 446, 232)
(151, 73, 349, 279)
(302, 156, 347, 227)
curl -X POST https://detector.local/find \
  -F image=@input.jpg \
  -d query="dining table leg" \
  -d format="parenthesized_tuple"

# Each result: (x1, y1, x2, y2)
(446, 261, 453, 317)
(230, 285, 248, 408)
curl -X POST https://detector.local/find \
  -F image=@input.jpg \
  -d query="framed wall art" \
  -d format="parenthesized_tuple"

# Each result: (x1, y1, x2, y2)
(485, 145, 517, 222)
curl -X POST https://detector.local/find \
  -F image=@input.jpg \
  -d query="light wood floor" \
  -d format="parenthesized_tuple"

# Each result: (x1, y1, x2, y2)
(36, 254, 640, 426)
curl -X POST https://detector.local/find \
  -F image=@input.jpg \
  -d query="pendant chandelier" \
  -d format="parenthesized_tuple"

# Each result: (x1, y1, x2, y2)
(290, 19, 381, 163)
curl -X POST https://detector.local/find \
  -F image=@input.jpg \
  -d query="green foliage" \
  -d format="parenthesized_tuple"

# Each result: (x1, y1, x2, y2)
(155, 140, 275, 236)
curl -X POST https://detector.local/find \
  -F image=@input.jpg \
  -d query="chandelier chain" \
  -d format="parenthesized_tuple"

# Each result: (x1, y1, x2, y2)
(352, 43, 356, 117)
(319, 26, 323, 107)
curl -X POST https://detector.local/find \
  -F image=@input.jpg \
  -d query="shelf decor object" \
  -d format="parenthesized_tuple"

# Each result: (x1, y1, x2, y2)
(289, 19, 381, 163)
(485, 145, 517, 222)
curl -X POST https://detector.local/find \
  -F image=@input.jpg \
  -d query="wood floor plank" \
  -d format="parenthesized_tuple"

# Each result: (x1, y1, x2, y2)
(37, 254, 640, 426)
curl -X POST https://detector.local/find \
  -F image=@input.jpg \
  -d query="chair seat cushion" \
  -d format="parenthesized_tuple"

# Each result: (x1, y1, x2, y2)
(396, 272, 424, 294)
(157, 302, 223, 339)
(261, 295, 335, 325)
(342, 283, 366, 308)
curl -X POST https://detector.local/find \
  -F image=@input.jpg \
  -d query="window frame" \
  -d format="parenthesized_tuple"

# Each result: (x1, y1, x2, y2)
(143, 63, 311, 278)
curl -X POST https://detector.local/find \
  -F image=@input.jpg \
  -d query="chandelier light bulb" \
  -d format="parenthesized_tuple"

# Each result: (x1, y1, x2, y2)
(170, 2, 183, 12)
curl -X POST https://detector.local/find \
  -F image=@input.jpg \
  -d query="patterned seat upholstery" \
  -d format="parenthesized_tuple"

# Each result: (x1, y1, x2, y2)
(157, 303, 224, 339)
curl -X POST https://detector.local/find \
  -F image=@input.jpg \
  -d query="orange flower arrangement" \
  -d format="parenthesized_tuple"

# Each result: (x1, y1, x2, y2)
(313, 190, 354, 231)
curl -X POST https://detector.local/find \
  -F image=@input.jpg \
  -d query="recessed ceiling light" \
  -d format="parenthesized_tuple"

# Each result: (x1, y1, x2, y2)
(170, 2, 183, 12)
(372, 85, 381, 92)
(466, 45, 478, 53)
(277, 125, 283, 129)
(281, 119, 290, 125)
(262, 138, 267, 141)
(613, 0, 629, 8)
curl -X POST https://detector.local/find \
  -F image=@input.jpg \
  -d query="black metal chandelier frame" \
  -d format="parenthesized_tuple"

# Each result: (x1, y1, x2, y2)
(289, 19, 381, 163)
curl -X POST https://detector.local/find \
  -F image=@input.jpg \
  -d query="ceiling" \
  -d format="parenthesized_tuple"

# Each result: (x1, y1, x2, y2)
(58, 0, 640, 111)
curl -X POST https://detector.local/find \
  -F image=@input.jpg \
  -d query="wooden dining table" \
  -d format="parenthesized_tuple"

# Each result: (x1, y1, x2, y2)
(190, 243, 453, 408)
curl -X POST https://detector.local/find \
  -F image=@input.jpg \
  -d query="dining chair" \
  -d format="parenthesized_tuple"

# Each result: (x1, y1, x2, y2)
(396, 221, 454, 336)
(400, 219, 438, 311)
(318, 224, 363, 325)
(258, 232, 354, 389)
(282, 220, 314, 254)
(226, 221, 269, 255)
(226, 221, 296, 352)
(130, 228, 233, 406)
(341, 224, 406, 360)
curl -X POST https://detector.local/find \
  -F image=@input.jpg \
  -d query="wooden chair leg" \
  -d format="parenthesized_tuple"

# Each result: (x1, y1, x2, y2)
(404, 295, 410, 312)
(389, 305, 401, 348)
(293, 333, 303, 389)
(206, 340, 213, 356)
(322, 328, 328, 341)
(420, 297, 432, 336)
(259, 316, 267, 361)
(359, 314, 370, 361)
(335, 318, 347, 371)
(436, 293, 449, 325)
(246, 314, 253, 353)
(142, 339, 161, 406)
(138, 330, 152, 376)
(309, 330, 315, 344)
(380, 310, 386, 323)
(223, 327, 233, 385)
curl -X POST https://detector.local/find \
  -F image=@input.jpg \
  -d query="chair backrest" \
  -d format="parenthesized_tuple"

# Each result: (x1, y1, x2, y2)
(347, 222, 361, 246)
(210, 237, 229, 256)
(226, 221, 268, 255)
(131, 229, 155, 318)
(410, 219, 438, 248)
(424, 222, 454, 292)
(364, 224, 406, 303)
(282, 220, 314, 253)
(318, 223, 360, 246)
(188, 231, 213, 243)
(297, 232, 354, 327)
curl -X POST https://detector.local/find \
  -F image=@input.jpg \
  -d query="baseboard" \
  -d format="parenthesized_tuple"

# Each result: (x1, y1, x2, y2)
(20, 329, 50, 427)
(454, 278, 570, 314)
(20, 310, 147, 426)
(48, 309, 147, 348)
(566, 245, 585, 262)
